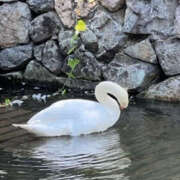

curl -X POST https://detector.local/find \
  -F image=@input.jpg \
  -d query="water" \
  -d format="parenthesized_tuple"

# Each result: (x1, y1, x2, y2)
(0, 99, 180, 180)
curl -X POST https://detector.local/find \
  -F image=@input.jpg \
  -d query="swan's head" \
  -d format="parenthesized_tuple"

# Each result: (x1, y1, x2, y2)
(95, 81, 129, 110)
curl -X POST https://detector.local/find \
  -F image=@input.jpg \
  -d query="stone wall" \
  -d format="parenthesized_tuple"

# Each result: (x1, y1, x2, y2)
(0, 0, 180, 102)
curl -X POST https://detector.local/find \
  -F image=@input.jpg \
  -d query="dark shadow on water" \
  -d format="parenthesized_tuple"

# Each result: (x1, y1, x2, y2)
(0, 99, 180, 180)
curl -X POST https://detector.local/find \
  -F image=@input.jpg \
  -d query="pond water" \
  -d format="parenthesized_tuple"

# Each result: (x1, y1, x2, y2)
(0, 99, 180, 180)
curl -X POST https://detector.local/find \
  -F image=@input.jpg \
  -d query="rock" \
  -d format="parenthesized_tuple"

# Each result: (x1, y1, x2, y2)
(174, 6, 180, 37)
(62, 45, 102, 81)
(58, 30, 80, 55)
(98, 0, 125, 12)
(55, 0, 75, 28)
(123, 8, 138, 33)
(124, 39, 157, 64)
(24, 60, 58, 83)
(27, 0, 54, 13)
(137, 76, 180, 102)
(74, 0, 97, 18)
(80, 29, 98, 53)
(155, 38, 180, 76)
(0, 0, 17, 1)
(89, 9, 126, 60)
(124, 0, 177, 40)
(0, 71, 23, 81)
(24, 60, 97, 90)
(0, 2, 31, 48)
(34, 40, 63, 75)
(102, 53, 160, 92)
(30, 12, 61, 43)
(0, 44, 33, 71)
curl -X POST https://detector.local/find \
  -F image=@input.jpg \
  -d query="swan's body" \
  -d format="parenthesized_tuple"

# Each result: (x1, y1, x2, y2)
(13, 81, 129, 137)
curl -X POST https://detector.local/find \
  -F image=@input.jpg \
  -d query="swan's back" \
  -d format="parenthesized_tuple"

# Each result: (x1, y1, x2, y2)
(27, 99, 119, 136)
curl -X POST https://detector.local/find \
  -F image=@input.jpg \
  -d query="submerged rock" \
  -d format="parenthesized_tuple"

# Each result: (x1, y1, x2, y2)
(103, 53, 160, 92)
(138, 76, 180, 102)
(155, 38, 180, 76)
(0, 44, 33, 71)
(0, 2, 31, 48)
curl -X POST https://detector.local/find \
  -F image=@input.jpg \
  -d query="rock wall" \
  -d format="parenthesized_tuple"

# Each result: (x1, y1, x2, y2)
(0, 0, 180, 102)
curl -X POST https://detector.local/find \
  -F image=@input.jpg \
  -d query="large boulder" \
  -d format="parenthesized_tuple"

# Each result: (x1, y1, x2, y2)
(102, 53, 160, 92)
(30, 12, 61, 43)
(27, 0, 54, 13)
(0, 2, 31, 48)
(174, 6, 180, 37)
(55, 0, 75, 28)
(89, 9, 127, 60)
(34, 40, 63, 75)
(137, 76, 180, 102)
(0, 44, 33, 72)
(123, 0, 177, 40)
(124, 38, 157, 64)
(155, 38, 180, 76)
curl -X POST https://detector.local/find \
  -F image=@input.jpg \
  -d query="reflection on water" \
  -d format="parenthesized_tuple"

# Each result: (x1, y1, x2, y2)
(1, 100, 180, 180)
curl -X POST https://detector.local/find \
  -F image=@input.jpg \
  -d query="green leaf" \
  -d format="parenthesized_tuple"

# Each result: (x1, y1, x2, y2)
(5, 98, 11, 106)
(67, 58, 80, 70)
(61, 89, 67, 96)
(66, 72, 75, 79)
(75, 20, 87, 32)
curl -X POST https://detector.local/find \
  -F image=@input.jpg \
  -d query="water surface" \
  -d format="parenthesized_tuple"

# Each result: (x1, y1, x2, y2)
(0, 100, 180, 180)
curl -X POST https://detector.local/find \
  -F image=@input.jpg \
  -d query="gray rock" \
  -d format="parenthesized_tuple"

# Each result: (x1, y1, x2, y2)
(27, 0, 54, 13)
(0, 44, 33, 71)
(55, 0, 75, 28)
(174, 6, 180, 37)
(30, 12, 61, 43)
(98, 0, 125, 12)
(124, 39, 157, 64)
(24, 60, 97, 90)
(138, 76, 180, 102)
(62, 45, 102, 81)
(0, 2, 31, 48)
(155, 38, 180, 76)
(102, 53, 160, 91)
(58, 30, 80, 55)
(34, 40, 63, 75)
(80, 29, 98, 53)
(123, 8, 138, 33)
(24, 60, 57, 83)
(0, 0, 17, 2)
(89, 9, 126, 60)
(124, 0, 177, 40)
(0, 71, 23, 81)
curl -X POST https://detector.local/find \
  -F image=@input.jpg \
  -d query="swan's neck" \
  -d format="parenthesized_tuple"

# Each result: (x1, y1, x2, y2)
(95, 84, 120, 119)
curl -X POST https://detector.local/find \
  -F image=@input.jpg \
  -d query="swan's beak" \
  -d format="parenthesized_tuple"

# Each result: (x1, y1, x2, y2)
(120, 106, 126, 110)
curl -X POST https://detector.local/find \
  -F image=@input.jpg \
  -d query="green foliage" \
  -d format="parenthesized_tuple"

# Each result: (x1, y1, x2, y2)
(60, 20, 86, 96)
(0, 98, 11, 108)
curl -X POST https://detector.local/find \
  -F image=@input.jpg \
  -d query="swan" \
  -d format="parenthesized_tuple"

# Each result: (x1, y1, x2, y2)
(13, 81, 129, 137)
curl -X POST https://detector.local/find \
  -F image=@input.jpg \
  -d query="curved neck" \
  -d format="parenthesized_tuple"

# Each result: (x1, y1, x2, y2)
(95, 84, 120, 119)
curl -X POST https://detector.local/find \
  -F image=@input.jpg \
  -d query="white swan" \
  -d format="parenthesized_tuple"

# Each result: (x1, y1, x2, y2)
(13, 81, 129, 137)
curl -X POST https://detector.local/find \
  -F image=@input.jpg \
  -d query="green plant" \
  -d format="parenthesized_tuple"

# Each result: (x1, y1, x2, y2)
(0, 98, 12, 108)
(60, 20, 86, 96)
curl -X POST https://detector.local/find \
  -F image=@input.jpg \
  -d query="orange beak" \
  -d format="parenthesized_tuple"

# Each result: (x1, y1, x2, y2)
(120, 106, 125, 111)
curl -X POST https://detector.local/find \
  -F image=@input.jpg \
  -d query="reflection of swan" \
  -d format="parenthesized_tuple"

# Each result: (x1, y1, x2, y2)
(13, 81, 129, 137)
